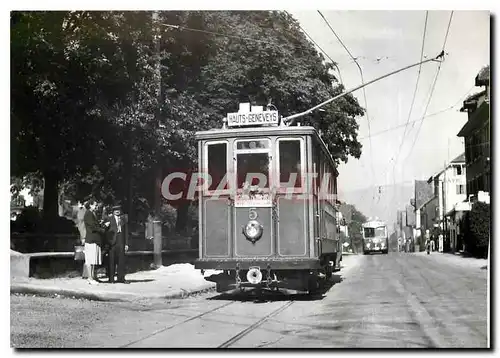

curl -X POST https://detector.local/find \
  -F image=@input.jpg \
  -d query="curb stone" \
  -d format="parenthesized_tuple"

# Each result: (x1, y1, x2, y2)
(10, 282, 216, 302)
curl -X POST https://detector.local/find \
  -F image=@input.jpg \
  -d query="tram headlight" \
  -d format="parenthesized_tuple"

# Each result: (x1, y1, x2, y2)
(243, 220, 263, 242)
(247, 267, 263, 284)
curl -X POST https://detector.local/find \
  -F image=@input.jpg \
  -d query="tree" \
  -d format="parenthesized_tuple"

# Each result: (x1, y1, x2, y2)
(11, 10, 366, 234)
(461, 202, 490, 258)
(12, 12, 138, 222)
(188, 11, 363, 164)
(345, 204, 368, 253)
(158, 11, 365, 230)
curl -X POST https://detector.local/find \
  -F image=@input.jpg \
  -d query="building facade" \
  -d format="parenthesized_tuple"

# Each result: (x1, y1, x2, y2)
(426, 153, 467, 228)
(457, 65, 490, 197)
(414, 179, 434, 242)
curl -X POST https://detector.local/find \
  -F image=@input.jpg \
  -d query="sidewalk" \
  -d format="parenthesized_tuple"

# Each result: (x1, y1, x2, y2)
(11, 264, 219, 302)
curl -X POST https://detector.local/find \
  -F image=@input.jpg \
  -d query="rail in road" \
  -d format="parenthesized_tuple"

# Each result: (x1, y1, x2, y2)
(218, 301, 294, 348)
(11, 253, 487, 348)
(121, 298, 296, 348)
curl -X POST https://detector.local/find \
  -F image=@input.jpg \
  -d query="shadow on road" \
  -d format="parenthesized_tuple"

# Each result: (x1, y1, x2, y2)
(96, 278, 155, 284)
(207, 274, 343, 303)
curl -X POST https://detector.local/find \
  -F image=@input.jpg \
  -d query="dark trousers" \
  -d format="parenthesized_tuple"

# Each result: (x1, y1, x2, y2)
(108, 237, 126, 282)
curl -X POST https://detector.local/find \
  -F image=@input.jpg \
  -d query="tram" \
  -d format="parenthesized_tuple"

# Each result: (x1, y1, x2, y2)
(194, 103, 342, 294)
(362, 219, 389, 254)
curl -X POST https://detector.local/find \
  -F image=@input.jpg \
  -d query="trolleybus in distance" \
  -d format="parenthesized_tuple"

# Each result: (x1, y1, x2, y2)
(194, 104, 342, 294)
(362, 220, 389, 254)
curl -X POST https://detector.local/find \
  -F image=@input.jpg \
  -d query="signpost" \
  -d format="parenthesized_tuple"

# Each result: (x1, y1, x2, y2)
(227, 110, 279, 127)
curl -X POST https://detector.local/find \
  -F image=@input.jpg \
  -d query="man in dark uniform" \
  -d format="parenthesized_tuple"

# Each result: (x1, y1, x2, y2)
(106, 204, 129, 283)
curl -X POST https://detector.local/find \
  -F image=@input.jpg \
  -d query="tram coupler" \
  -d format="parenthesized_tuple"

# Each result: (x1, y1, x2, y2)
(266, 264, 273, 286)
(235, 264, 242, 288)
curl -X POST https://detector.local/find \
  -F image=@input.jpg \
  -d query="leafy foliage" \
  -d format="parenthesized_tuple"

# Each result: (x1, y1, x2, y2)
(461, 202, 490, 258)
(345, 204, 368, 253)
(11, 10, 365, 232)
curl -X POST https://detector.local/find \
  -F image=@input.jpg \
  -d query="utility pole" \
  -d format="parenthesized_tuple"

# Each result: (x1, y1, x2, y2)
(152, 10, 163, 268)
(284, 51, 445, 126)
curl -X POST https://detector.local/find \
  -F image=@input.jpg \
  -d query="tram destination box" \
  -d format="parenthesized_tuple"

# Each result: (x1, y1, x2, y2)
(227, 110, 279, 127)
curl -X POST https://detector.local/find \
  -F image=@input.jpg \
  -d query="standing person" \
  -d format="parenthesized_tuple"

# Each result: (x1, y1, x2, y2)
(430, 236, 436, 252)
(83, 199, 108, 285)
(101, 204, 114, 281)
(425, 237, 431, 254)
(76, 201, 91, 279)
(107, 204, 129, 283)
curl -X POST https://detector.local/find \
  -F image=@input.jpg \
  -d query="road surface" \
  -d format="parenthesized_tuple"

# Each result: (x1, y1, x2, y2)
(11, 252, 488, 348)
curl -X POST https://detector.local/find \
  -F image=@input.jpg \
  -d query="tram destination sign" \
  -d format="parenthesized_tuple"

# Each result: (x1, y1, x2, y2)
(227, 111, 279, 127)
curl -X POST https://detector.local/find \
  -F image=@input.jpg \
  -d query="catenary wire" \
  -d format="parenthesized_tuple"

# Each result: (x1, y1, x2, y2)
(317, 10, 377, 204)
(393, 11, 429, 168)
(297, 23, 344, 85)
(358, 84, 475, 140)
(403, 11, 454, 164)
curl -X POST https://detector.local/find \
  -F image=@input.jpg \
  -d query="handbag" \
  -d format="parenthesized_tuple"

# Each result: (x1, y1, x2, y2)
(74, 245, 85, 261)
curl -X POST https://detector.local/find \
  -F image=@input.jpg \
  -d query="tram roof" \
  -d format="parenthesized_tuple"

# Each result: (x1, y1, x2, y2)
(195, 125, 337, 173)
(362, 220, 387, 228)
(195, 125, 319, 140)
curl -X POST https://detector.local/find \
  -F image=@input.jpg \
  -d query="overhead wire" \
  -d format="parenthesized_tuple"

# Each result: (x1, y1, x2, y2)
(157, 17, 343, 87)
(297, 24, 344, 85)
(391, 11, 454, 233)
(390, 11, 428, 212)
(393, 11, 429, 168)
(403, 11, 454, 164)
(358, 84, 475, 141)
(158, 22, 275, 45)
(390, 11, 453, 229)
(317, 10, 376, 205)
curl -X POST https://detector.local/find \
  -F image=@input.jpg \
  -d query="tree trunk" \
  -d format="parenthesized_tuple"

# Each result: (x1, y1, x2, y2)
(42, 170, 60, 225)
(125, 132, 134, 223)
(154, 166, 162, 220)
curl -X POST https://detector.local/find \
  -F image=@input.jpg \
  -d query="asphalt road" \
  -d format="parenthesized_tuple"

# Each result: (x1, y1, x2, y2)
(11, 252, 489, 348)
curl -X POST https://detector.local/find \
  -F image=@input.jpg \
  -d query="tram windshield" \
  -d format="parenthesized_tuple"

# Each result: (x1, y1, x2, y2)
(236, 153, 270, 189)
(235, 139, 270, 189)
(364, 226, 387, 238)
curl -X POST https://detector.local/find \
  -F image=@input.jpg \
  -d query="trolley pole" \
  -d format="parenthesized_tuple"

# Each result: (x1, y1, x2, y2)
(283, 51, 445, 126)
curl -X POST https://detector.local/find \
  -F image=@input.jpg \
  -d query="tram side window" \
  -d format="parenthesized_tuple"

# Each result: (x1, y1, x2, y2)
(312, 146, 320, 195)
(279, 140, 302, 188)
(207, 143, 227, 191)
(321, 160, 334, 203)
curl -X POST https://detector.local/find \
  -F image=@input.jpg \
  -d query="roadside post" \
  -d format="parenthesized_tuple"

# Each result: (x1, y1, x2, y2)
(153, 221, 162, 268)
(146, 217, 163, 268)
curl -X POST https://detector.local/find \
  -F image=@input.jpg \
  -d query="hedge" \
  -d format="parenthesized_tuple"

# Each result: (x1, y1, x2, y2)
(461, 202, 490, 258)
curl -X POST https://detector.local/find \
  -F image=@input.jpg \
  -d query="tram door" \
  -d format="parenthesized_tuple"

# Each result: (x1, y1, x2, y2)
(201, 141, 232, 258)
(232, 138, 274, 257)
(275, 137, 308, 258)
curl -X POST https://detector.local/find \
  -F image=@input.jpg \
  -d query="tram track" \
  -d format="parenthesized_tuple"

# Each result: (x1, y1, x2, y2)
(120, 300, 236, 348)
(120, 296, 296, 348)
(217, 300, 295, 348)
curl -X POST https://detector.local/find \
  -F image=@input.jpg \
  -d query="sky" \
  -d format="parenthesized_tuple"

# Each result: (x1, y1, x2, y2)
(290, 10, 490, 228)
